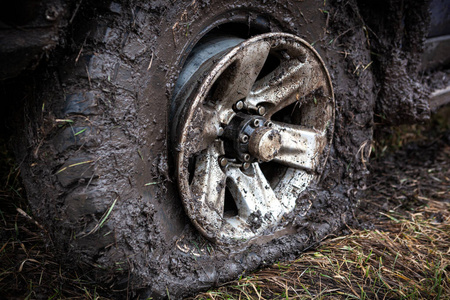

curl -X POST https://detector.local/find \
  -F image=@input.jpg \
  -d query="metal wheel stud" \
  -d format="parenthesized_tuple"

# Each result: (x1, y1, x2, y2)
(235, 100, 244, 111)
(257, 106, 266, 116)
(219, 157, 228, 167)
(239, 134, 249, 143)
(253, 119, 262, 127)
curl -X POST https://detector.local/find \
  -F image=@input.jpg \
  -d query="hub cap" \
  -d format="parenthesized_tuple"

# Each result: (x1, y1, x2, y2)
(172, 33, 334, 243)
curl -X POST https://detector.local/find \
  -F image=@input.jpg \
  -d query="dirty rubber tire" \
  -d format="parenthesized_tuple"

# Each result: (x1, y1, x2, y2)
(15, 0, 375, 297)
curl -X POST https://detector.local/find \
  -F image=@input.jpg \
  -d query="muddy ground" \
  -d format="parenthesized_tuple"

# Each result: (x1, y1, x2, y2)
(1, 105, 448, 299)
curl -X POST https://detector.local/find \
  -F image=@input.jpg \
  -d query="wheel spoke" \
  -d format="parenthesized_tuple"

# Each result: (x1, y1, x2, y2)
(190, 142, 227, 222)
(226, 164, 283, 220)
(271, 121, 325, 172)
(246, 53, 324, 116)
(214, 41, 272, 124)
(184, 104, 221, 155)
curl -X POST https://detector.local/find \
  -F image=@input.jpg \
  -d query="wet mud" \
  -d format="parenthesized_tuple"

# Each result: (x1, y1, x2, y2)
(357, 0, 431, 125)
(4, 0, 431, 298)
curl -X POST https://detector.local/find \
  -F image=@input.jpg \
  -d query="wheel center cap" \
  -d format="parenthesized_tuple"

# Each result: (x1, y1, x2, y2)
(248, 127, 282, 162)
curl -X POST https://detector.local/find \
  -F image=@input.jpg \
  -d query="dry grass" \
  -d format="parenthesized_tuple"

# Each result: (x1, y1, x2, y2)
(193, 200, 450, 300)
(0, 211, 107, 299)
(372, 105, 450, 158)
(6, 168, 448, 299)
(0, 141, 112, 299)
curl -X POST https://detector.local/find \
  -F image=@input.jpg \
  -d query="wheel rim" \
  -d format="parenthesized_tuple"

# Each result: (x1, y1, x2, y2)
(172, 33, 334, 243)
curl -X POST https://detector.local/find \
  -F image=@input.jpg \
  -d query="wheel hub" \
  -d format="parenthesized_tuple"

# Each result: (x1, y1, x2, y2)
(172, 33, 335, 243)
(248, 125, 282, 162)
(221, 113, 281, 164)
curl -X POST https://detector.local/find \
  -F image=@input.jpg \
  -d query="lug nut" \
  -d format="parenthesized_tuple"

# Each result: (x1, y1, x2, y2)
(235, 100, 244, 111)
(243, 153, 251, 161)
(219, 157, 228, 167)
(257, 105, 266, 115)
(265, 121, 273, 127)
(242, 162, 251, 170)
(239, 134, 249, 143)
(253, 119, 262, 127)
(217, 126, 224, 136)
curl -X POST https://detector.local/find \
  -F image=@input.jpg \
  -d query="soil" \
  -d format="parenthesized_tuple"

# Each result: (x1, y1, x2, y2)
(0, 0, 434, 298)
(360, 109, 450, 225)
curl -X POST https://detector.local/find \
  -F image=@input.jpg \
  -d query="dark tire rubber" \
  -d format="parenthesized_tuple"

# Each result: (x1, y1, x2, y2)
(15, 0, 375, 297)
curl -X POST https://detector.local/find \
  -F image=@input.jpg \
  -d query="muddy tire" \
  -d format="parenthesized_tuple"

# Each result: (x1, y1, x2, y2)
(16, 0, 375, 297)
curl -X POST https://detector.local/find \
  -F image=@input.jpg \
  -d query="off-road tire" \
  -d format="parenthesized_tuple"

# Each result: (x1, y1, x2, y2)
(15, 0, 375, 297)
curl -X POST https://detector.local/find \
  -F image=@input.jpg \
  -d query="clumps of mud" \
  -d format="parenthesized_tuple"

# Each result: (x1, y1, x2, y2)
(357, 0, 432, 125)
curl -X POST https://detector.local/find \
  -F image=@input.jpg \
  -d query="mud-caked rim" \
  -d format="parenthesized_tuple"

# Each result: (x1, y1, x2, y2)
(172, 32, 335, 243)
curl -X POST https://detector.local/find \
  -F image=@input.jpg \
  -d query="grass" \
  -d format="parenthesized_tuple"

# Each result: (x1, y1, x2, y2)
(192, 200, 449, 299)
(0, 140, 114, 299)
(372, 105, 450, 158)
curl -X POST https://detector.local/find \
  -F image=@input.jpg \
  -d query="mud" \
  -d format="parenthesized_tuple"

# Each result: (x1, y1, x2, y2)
(357, 0, 431, 125)
(3, 0, 431, 298)
(359, 115, 450, 228)
(425, 69, 450, 94)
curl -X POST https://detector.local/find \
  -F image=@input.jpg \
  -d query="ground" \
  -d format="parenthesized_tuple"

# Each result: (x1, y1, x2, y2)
(0, 108, 449, 298)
